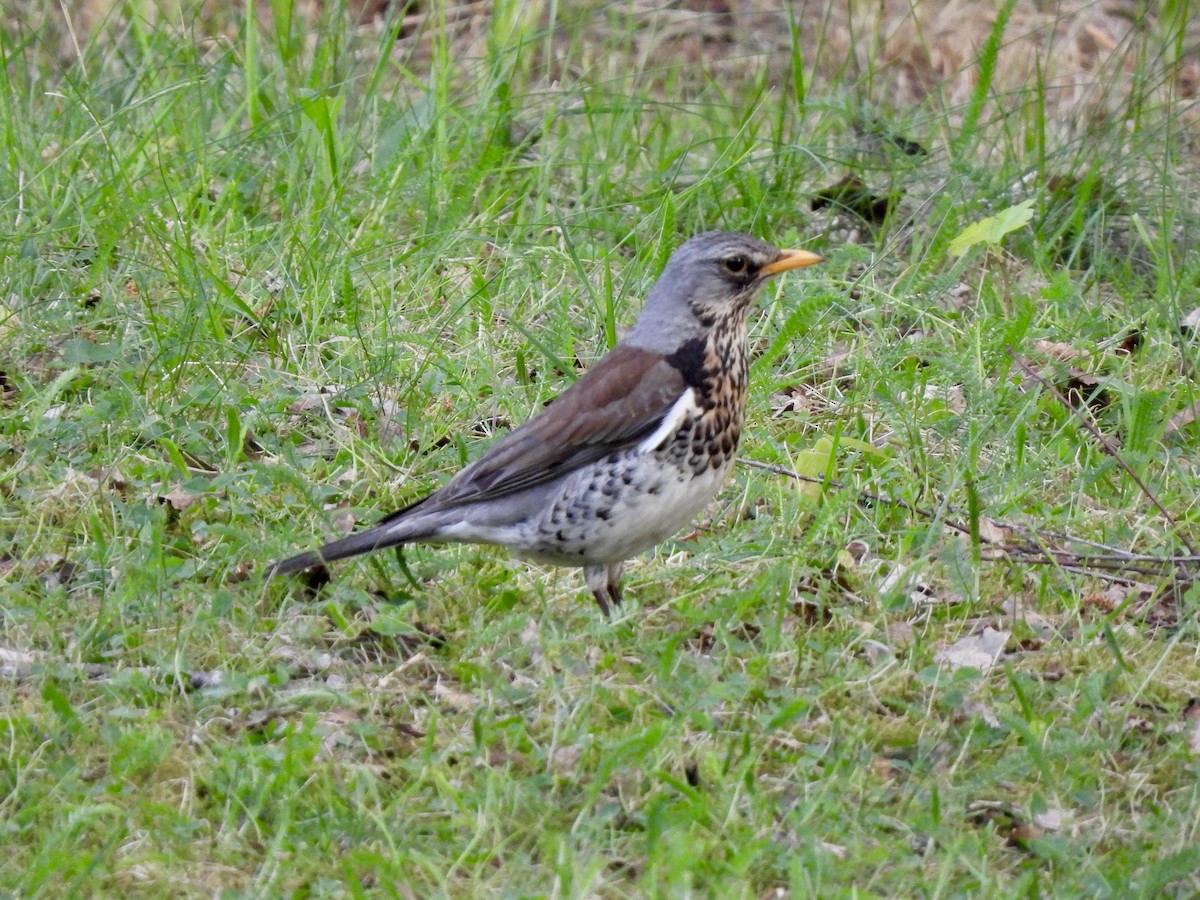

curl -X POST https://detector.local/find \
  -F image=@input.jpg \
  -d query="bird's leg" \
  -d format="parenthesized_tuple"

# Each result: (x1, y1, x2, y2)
(584, 564, 618, 618)
(606, 562, 625, 609)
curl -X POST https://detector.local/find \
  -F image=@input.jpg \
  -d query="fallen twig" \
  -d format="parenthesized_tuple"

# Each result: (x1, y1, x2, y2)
(740, 456, 1198, 585)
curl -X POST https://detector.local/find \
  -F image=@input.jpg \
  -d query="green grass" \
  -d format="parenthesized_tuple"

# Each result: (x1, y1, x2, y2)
(3, 0, 1200, 895)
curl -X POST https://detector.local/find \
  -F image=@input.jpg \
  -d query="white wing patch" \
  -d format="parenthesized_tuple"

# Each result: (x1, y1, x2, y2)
(637, 388, 700, 454)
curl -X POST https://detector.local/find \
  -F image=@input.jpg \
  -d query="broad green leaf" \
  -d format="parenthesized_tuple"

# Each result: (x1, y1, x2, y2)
(948, 199, 1035, 256)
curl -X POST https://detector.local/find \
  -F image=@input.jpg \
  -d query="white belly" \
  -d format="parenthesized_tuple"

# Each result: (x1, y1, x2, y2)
(513, 456, 734, 567)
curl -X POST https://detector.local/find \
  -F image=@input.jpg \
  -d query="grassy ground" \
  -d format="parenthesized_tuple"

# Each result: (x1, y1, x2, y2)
(3, 0, 1200, 895)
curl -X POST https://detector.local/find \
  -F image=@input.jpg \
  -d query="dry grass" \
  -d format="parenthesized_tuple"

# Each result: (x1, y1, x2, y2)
(32, 0, 1200, 153)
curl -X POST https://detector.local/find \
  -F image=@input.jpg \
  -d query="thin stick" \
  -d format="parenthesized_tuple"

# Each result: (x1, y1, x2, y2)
(736, 457, 978, 538)
(738, 455, 1198, 582)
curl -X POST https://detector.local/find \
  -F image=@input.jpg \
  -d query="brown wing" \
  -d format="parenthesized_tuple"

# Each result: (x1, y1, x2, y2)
(416, 344, 686, 511)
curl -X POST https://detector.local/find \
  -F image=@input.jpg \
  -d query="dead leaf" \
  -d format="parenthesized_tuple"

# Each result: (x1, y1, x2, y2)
(798, 348, 856, 387)
(0, 646, 40, 677)
(976, 517, 1011, 544)
(792, 597, 833, 626)
(1166, 401, 1200, 438)
(1033, 339, 1093, 365)
(226, 561, 254, 584)
(161, 485, 199, 511)
(943, 383, 966, 414)
(877, 563, 949, 608)
(1113, 327, 1144, 356)
(550, 745, 583, 774)
(1032, 806, 1071, 832)
(962, 698, 1001, 727)
(332, 508, 358, 534)
(871, 754, 900, 781)
(862, 639, 893, 665)
(1180, 307, 1200, 338)
(1062, 369, 1110, 414)
(886, 620, 915, 648)
(433, 679, 478, 711)
(965, 800, 1043, 848)
(771, 384, 819, 417)
(818, 841, 849, 859)
(935, 627, 1010, 673)
(288, 393, 330, 414)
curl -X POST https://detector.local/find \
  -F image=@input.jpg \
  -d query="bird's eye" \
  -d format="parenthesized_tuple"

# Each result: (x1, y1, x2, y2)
(723, 255, 749, 275)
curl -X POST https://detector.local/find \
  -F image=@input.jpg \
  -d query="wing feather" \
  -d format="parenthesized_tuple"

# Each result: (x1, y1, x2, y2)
(417, 344, 685, 511)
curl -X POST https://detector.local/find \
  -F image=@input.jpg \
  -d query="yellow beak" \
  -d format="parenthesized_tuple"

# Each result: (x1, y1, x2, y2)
(761, 248, 823, 277)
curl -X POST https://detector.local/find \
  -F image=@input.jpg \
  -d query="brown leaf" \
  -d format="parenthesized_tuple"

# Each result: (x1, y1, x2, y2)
(771, 384, 820, 418)
(1009, 822, 1046, 847)
(871, 755, 900, 781)
(886, 620, 915, 648)
(1033, 339, 1093, 365)
(1166, 401, 1200, 438)
(226, 561, 255, 584)
(792, 597, 833, 626)
(1032, 806, 1071, 832)
(1062, 369, 1111, 414)
(288, 393, 331, 414)
(332, 508, 358, 534)
(975, 517, 1012, 545)
(433, 680, 478, 711)
(550, 745, 583, 774)
(161, 485, 199, 511)
(935, 627, 1010, 673)
(965, 800, 1044, 848)
(1114, 327, 1144, 356)
(805, 348, 857, 385)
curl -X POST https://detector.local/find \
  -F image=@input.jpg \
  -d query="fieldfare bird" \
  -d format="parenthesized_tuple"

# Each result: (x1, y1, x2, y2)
(271, 232, 821, 614)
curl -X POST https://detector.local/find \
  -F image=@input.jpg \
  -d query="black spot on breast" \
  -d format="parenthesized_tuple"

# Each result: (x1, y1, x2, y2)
(665, 337, 708, 389)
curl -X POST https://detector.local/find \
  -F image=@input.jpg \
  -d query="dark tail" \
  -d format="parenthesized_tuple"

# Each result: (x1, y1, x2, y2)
(268, 525, 404, 576)
(269, 498, 436, 577)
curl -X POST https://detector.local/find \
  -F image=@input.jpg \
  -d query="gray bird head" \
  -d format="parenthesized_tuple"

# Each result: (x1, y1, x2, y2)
(624, 231, 821, 355)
